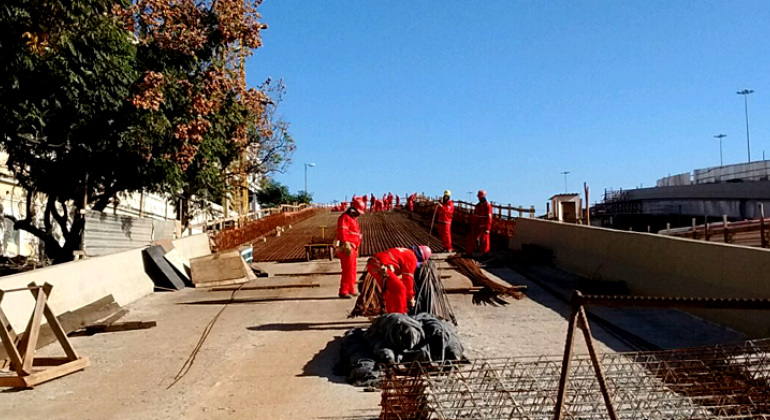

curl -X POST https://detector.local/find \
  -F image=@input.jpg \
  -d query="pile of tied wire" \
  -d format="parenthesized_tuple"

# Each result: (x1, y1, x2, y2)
(412, 260, 457, 325)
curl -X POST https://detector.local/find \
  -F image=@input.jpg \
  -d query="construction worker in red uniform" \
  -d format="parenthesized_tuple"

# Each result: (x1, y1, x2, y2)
(366, 246, 432, 314)
(396, 195, 401, 208)
(336, 198, 365, 298)
(407, 193, 416, 211)
(436, 190, 454, 252)
(387, 193, 394, 211)
(467, 190, 493, 255)
(370, 194, 376, 212)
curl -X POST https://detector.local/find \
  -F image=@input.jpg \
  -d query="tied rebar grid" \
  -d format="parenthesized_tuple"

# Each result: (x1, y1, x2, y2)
(380, 339, 770, 420)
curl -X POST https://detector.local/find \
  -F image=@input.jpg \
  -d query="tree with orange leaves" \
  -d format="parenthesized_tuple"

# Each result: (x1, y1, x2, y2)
(0, 0, 287, 262)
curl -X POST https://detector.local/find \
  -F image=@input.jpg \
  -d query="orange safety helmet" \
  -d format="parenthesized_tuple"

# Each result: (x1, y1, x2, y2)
(352, 197, 366, 214)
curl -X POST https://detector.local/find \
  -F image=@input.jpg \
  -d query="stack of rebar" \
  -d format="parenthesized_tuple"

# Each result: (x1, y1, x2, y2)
(349, 273, 385, 318)
(446, 256, 525, 305)
(251, 211, 443, 262)
(380, 338, 770, 420)
(413, 260, 457, 325)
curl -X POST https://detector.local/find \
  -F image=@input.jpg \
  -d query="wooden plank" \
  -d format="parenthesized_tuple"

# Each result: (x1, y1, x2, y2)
(0, 376, 26, 388)
(81, 321, 156, 336)
(21, 285, 48, 374)
(210, 283, 321, 292)
(20, 357, 90, 388)
(190, 249, 245, 284)
(0, 291, 24, 376)
(98, 309, 129, 326)
(0, 295, 116, 362)
(192, 277, 248, 288)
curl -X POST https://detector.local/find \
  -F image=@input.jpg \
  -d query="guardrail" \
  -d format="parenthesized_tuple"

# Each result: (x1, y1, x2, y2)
(453, 200, 536, 220)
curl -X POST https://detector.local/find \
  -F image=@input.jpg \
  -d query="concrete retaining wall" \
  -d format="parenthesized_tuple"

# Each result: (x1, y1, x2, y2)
(510, 218, 770, 337)
(0, 234, 211, 331)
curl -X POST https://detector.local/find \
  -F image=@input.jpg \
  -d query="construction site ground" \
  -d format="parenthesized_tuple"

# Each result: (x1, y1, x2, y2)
(0, 254, 744, 420)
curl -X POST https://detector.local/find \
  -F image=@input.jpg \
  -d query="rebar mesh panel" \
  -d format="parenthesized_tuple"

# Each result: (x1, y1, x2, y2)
(380, 339, 770, 420)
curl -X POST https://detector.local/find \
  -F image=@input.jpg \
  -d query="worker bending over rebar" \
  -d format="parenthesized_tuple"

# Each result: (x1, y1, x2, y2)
(366, 246, 432, 314)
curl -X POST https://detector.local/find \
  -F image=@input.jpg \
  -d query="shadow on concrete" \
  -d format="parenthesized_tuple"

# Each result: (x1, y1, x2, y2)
(297, 335, 348, 384)
(178, 296, 345, 306)
(247, 321, 370, 332)
(486, 258, 746, 353)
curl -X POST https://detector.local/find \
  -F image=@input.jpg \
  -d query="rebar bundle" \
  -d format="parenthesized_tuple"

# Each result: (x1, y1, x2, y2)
(413, 260, 457, 326)
(380, 339, 770, 420)
(446, 256, 525, 306)
(349, 273, 385, 318)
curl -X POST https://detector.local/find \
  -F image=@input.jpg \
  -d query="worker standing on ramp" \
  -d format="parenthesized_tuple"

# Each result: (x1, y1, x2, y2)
(467, 190, 493, 256)
(366, 246, 432, 314)
(336, 198, 365, 298)
(436, 190, 455, 252)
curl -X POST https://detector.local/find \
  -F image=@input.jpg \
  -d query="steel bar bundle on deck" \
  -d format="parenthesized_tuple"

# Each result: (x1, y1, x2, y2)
(413, 260, 457, 326)
(446, 256, 525, 305)
(349, 273, 385, 318)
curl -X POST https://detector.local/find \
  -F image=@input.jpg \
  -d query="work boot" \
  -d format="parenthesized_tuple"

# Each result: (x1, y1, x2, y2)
(338, 293, 353, 299)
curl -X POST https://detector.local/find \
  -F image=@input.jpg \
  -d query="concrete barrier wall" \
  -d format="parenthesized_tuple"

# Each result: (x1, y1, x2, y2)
(0, 233, 211, 331)
(510, 218, 770, 337)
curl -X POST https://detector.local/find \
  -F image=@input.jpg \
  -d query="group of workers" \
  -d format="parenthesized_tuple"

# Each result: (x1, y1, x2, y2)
(331, 192, 421, 213)
(334, 189, 494, 314)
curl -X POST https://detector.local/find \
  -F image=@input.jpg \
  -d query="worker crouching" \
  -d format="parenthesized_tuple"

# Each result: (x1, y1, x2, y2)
(366, 246, 432, 314)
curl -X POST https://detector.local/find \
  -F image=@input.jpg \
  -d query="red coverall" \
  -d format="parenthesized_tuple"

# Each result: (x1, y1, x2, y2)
(387, 193, 394, 210)
(467, 199, 492, 254)
(407, 194, 416, 211)
(337, 211, 362, 295)
(366, 247, 418, 314)
(437, 199, 455, 252)
(396, 195, 401, 208)
(370, 194, 376, 211)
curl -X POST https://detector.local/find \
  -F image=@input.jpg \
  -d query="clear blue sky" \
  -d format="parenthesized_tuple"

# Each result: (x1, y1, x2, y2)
(246, 1, 770, 212)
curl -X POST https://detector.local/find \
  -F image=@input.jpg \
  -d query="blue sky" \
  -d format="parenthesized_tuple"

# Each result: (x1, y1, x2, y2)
(246, 1, 770, 212)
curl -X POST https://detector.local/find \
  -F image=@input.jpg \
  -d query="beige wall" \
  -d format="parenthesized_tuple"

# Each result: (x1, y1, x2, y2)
(0, 234, 211, 331)
(511, 218, 770, 337)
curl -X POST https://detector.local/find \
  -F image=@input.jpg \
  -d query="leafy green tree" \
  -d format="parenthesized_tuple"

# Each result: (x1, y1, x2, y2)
(294, 190, 313, 205)
(254, 179, 293, 208)
(0, 0, 142, 262)
(0, 0, 275, 262)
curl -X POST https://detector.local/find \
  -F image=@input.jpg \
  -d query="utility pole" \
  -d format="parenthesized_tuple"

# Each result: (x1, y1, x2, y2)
(737, 89, 754, 162)
(304, 163, 316, 196)
(560, 171, 570, 193)
(714, 134, 727, 167)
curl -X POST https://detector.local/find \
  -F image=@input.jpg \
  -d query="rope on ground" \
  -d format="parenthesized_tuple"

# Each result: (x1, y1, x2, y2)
(167, 284, 245, 389)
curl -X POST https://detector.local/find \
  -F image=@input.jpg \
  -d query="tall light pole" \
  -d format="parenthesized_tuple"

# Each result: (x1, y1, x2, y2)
(714, 134, 727, 167)
(737, 89, 754, 162)
(304, 163, 316, 195)
(467, 191, 473, 203)
(560, 171, 570, 193)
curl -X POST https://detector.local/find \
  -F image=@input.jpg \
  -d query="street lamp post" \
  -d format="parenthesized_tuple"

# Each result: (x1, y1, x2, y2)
(560, 171, 571, 193)
(304, 163, 316, 195)
(737, 89, 754, 162)
(714, 134, 727, 167)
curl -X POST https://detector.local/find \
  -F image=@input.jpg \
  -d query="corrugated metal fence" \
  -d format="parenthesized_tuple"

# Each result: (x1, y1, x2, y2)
(83, 211, 177, 257)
